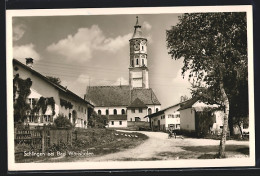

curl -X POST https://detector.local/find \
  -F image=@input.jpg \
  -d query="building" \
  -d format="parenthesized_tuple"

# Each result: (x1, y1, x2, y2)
(178, 97, 224, 134)
(148, 103, 182, 131)
(13, 58, 94, 128)
(85, 17, 161, 128)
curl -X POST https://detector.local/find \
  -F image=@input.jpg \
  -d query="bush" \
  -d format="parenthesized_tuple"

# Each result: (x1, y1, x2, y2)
(54, 114, 73, 129)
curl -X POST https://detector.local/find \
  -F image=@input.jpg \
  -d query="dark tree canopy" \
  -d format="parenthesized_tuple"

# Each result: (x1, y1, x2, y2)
(166, 12, 247, 113)
(166, 12, 248, 157)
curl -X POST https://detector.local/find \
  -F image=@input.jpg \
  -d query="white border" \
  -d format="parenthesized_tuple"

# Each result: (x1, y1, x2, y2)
(6, 6, 255, 171)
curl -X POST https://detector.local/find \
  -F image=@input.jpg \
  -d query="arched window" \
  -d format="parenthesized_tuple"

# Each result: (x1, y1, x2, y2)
(98, 110, 101, 115)
(114, 109, 117, 115)
(106, 109, 109, 115)
(156, 108, 159, 112)
(121, 109, 125, 114)
(142, 46, 144, 50)
(148, 108, 152, 115)
(142, 59, 144, 65)
(136, 59, 139, 65)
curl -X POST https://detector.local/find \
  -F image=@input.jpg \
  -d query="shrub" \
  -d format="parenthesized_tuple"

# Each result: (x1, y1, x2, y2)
(54, 114, 73, 129)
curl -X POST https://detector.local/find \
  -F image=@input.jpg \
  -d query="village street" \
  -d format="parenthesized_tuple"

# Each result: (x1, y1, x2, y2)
(77, 131, 249, 162)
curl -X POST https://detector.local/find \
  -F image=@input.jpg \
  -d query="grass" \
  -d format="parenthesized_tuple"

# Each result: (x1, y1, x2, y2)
(15, 128, 148, 163)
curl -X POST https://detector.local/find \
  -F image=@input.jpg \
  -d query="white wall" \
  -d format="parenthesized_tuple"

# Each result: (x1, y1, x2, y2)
(14, 64, 60, 126)
(14, 63, 90, 128)
(94, 106, 127, 115)
(164, 106, 181, 130)
(108, 120, 127, 128)
(180, 108, 196, 131)
(127, 108, 148, 122)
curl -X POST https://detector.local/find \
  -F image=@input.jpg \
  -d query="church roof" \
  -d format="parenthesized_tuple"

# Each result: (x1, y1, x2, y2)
(108, 115, 127, 121)
(85, 85, 161, 107)
(127, 98, 147, 108)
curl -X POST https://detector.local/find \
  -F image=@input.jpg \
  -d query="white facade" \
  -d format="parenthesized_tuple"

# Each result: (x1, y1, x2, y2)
(150, 104, 181, 131)
(108, 120, 127, 128)
(94, 106, 127, 116)
(13, 60, 93, 128)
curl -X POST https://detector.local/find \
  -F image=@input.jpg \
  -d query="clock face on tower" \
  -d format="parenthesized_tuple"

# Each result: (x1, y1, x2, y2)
(134, 44, 140, 51)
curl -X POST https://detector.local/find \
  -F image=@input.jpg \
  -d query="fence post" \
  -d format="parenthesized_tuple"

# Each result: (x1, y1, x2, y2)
(41, 130, 45, 153)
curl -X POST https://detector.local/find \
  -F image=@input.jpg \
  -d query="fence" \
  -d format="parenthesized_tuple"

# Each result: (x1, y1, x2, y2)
(14, 124, 72, 155)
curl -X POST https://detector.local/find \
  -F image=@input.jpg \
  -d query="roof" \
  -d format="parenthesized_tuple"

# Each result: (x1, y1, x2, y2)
(13, 59, 94, 107)
(127, 98, 147, 108)
(148, 102, 184, 118)
(85, 86, 160, 107)
(108, 115, 127, 120)
(178, 97, 200, 111)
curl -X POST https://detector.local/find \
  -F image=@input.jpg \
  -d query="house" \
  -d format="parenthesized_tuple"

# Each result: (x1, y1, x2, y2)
(108, 115, 127, 128)
(178, 97, 224, 134)
(148, 103, 182, 131)
(84, 17, 161, 128)
(13, 58, 94, 128)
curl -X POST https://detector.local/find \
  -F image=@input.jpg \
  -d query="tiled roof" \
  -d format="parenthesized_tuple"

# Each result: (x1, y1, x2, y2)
(127, 98, 147, 108)
(178, 97, 200, 111)
(108, 115, 127, 120)
(85, 86, 161, 107)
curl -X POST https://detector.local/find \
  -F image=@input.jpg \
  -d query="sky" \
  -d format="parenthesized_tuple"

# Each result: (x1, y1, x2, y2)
(13, 14, 192, 109)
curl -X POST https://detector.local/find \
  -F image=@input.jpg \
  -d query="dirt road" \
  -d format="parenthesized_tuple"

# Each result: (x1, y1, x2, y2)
(78, 131, 249, 162)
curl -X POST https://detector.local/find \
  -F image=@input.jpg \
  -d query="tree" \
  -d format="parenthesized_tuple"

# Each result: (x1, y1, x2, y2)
(180, 95, 189, 103)
(88, 111, 108, 128)
(46, 76, 61, 85)
(166, 13, 247, 158)
(13, 74, 32, 122)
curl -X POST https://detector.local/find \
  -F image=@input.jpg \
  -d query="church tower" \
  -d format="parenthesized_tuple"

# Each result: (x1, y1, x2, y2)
(129, 16, 149, 89)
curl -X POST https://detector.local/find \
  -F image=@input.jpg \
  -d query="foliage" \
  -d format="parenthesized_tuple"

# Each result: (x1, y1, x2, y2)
(54, 114, 73, 129)
(60, 98, 73, 109)
(88, 111, 108, 128)
(33, 97, 56, 115)
(46, 76, 61, 85)
(195, 111, 214, 137)
(13, 74, 32, 122)
(166, 12, 247, 157)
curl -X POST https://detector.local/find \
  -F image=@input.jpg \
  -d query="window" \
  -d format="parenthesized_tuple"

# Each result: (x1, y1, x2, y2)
(135, 117, 140, 122)
(106, 109, 109, 115)
(113, 109, 117, 115)
(148, 108, 152, 115)
(119, 121, 122, 125)
(131, 59, 134, 67)
(98, 110, 101, 115)
(142, 46, 144, 50)
(130, 118, 132, 121)
(156, 108, 159, 112)
(139, 108, 143, 113)
(44, 115, 51, 122)
(121, 109, 125, 114)
(111, 121, 114, 125)
(142, 59, 144, 65)
(28, 98, 37, 108)
(136, 59, 139, 65)
(131, 109, 135, 113)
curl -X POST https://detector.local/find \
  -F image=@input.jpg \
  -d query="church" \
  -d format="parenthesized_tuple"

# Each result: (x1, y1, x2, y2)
(84, 17, 161, 128)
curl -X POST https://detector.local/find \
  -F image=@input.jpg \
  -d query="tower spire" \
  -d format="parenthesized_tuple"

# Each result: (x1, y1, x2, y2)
(132, 16, 142, 38)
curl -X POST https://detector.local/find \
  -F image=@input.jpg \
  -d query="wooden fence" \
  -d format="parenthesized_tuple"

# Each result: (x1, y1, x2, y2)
(14, 124, 72, 155)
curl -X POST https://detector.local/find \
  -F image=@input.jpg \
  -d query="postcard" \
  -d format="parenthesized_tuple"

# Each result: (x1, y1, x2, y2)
(6, 6, 255, 171)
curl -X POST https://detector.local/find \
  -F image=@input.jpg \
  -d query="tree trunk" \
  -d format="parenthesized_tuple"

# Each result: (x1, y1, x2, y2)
(218, 79, 230, 158)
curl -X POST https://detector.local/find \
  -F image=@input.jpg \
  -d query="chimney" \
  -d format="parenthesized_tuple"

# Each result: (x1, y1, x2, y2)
(25, 58, 33, 68)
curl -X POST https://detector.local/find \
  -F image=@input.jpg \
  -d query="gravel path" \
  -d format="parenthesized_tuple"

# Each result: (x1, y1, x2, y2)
(78, 131, 249, 162)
